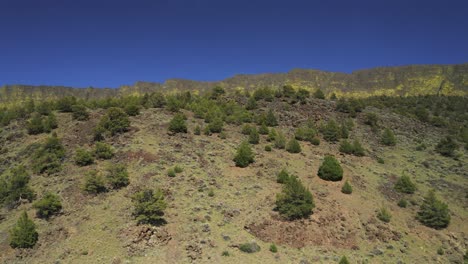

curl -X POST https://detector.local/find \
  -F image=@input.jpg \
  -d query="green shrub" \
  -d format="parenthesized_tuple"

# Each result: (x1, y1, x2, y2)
(416, 190, 450, 229)
(93, 142, 114, 159)
(339, 256, 350, 264)
(194, 125, 201, 135)
(286, 138, 301, 153)
(264, 145, 272, 152)
(397, 199, 408, 208)
(437, 247, 444, 255)
(26, 113, 45, 135)
(310, 137, 320, 145)
(169, 113, 188, 133)
(239, 242, 261, 253)
(32, 134, 65, 174)
(274, 131, 286, 149)
(43, 113, 58, 132)
(74, 148, 94, 166)
(0, 166, 35, 207)
(246, 96, 257, 110)
(267, 128, 277, 142)
(295, 126, 317, 142)
(377, 157, 385, 164)
(124, 104, 140, 116)
(269, 244, 278, 253)
(258, 123, 269, 135)
(341, 181, 353, 194)
(207, 189, 215, 197)
(174, 165, 183, 173)
(248, 127, 260, 144)
(106, 164, 129, 189)
(83, 171, 106, 194)
(276, 169, 290, 184)
(265, 109, 278, 127)
(321, 119, 340, 142)
(219, 131, 227, 139)
(313, 88, 325, 99)
(9, 211, 38, 249)
(364, 112, 379, 128)
(221, 250, 230, 256)
(339, 139, 365, 156)
(71, 104, 89, 121)
(377, 207, 392, 223)
(394, 175, 416, 194)
(276, 176, 314, 220)
(241, 124, 252, 135)
(56, 96, 76, 112)
(167, 168, 176, 177)
(33, 193, 62, 219)
(132, 189, 167, 225)
(381, 128, 396, 146)
(233, 141, 254, 168)
(208, 117, 224, 133)
(318, 155, 343, 181)
(435, 136, 458, 157)
(339, 140, 354, 154)
(98, 107, 130, 136)
(340, 123, 349, 139)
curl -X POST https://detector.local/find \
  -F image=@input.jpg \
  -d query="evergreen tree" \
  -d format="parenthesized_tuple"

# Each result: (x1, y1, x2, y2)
(98, 107, 130, 136)
(93, 142, 114, 159)
(83, 171, 106, 194)
(274, 131, 286, 149)
(318, 155, 343, 181)
(321, 119, 340, 142)
(313, 88, 325, 99)
(246, 96, 257, 110)
(74, 148, 94, 166)
(381, 128, 396, 146)
(241, 124, 252, 135)
(132, 189, 167, 225)
(394, 175, 416, 194)
(351, 139, 365, 156)
(0, 166, 35, 207)
(267, 128, 277, 142)
(341, 180, 353, 194)
(43, 113, 58, 132)
(275, 176, 315, 220)
(208, 117, 224, 133)
(168, 113, 188, 133)
(339, 256, 350, 264)
(416, 190, 450, 229)
(71, 104, 89, 121)
(124, 104, 140, 116)
(339, 140, 354, 154)
(248, 127, 260, 144)
(435, 136, 458, 157)
(364, 112, 379, 128)
(27, 113, 44, 135)
(32, 134, 65, 174)
(276, 169, 290, 184)
(9, 211, 38, 249)
(194, 125, 201, 135)
(258, 122, 269, 135)
(265, 109, 278, 127)
(233, 141, 254, 168)
(106, 164, 129, 189)
(33, 193, 62, 219)
(340, 123, 349, 139)
(286, 138, 301, 153)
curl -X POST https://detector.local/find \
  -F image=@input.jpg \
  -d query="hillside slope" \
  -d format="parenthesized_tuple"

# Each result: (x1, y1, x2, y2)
(0, 91, 467, 263)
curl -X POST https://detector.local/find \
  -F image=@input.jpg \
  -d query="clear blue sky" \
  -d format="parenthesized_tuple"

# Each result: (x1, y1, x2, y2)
(1, 0, 467, 88)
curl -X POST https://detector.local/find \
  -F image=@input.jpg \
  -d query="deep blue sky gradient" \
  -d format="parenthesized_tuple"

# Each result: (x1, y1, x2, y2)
(1, 0, 468, 87)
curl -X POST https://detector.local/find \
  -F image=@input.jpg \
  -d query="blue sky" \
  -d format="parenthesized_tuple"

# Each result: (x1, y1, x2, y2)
(1, 0, 467, 87)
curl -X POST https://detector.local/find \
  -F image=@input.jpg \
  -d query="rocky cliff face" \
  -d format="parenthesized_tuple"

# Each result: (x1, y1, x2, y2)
(1, 64, 467, 104)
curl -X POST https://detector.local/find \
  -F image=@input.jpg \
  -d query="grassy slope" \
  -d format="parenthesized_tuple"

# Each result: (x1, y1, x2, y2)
(0, 99, 466, 264)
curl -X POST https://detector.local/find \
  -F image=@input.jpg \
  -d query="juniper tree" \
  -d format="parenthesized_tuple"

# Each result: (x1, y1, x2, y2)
(248, 127, 260, 144)
(381, 128, 396, 146)
(132, 189, 167, 225)
(275, 176, 314, 220)
(9, 211, 38, 249)
(168, 113, 188, 133)
(435, 136, 458, 157)
(394, 175, 416, 194)
(341, 180, 353, 194)
(318, 155, 343, 181)
(416, 190, 450, 229)
(233, 141, 254, 168)
(286, 138, 301, 153)
(106, 164, 129, 189)
(33, 193, 62, 219)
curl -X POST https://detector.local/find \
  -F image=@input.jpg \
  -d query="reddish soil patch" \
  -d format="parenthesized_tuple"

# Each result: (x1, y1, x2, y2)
(247, 209, 359, 249)
(118, 150, 158, 164)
